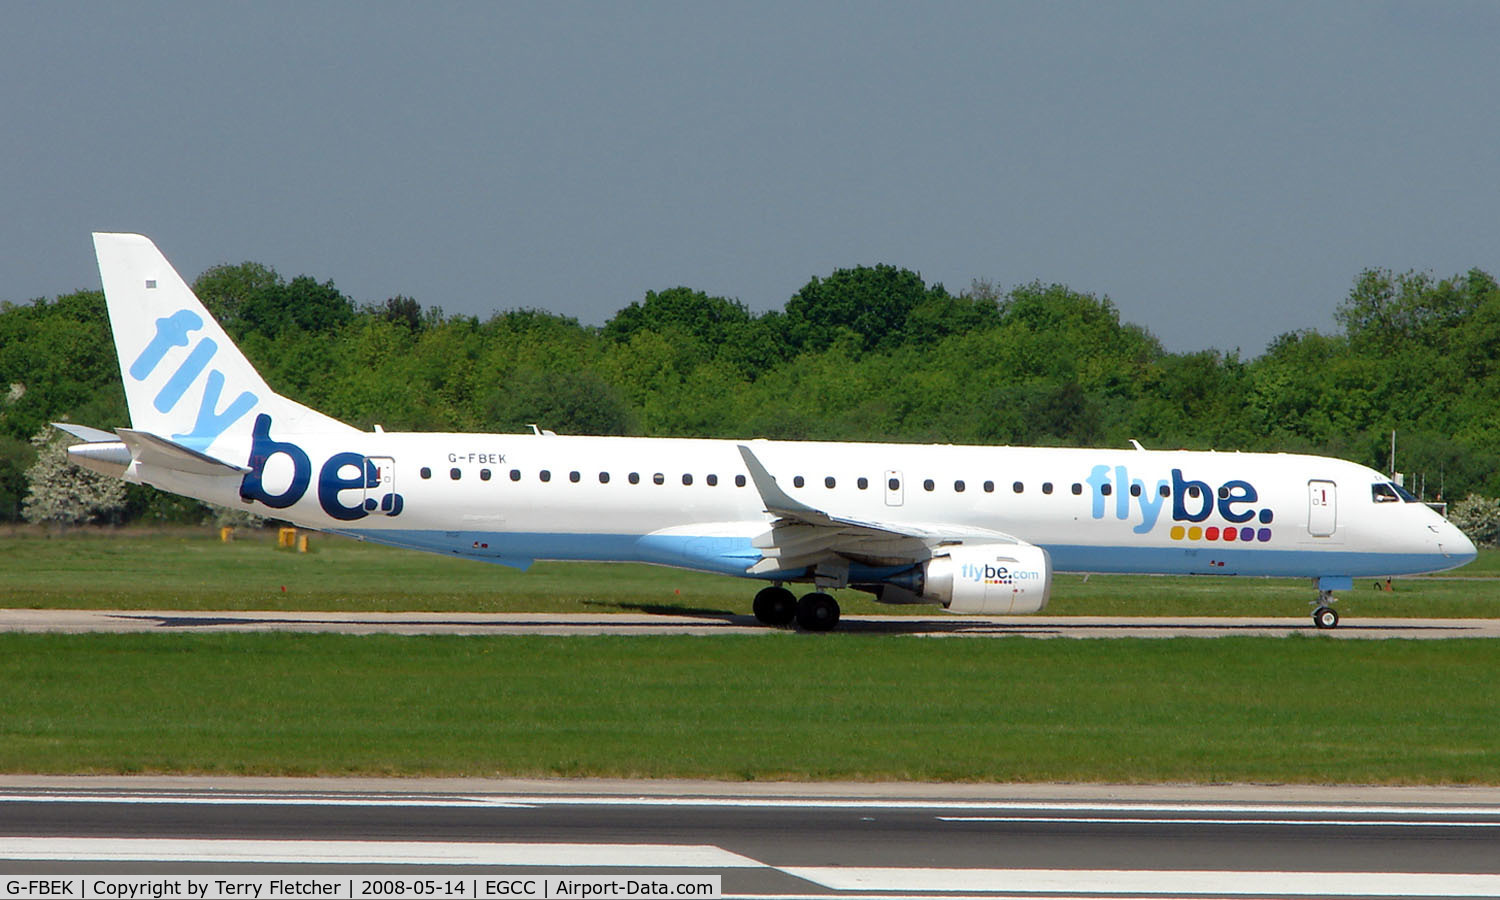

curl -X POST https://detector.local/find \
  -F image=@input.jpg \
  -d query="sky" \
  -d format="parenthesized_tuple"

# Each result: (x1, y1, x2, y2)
(3, 1, 1496, 355)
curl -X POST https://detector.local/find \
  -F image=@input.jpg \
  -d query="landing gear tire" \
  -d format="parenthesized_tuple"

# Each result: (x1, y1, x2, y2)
(752, 586, 797, 626)
(1313, 606, 1340, 629)
(796, 592, 840, 632)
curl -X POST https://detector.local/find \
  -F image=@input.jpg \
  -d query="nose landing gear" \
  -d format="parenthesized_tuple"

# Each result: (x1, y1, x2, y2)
(1312, 589, 1340, 629)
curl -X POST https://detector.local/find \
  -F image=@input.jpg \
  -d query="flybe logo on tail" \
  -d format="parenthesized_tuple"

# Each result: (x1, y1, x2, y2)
(130, 309, 259, 451)
(1086, 464, 1275, 542)
(239, 415, 405, 521)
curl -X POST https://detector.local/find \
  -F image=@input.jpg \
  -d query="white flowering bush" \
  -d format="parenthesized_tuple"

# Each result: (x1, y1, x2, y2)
(1448, 494, 1500, 548)
(21, 427, 127, 527)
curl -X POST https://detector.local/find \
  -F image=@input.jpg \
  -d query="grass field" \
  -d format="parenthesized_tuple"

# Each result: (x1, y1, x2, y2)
(2, 632, 1498, 783)
(5, 528, 1498, 783)
(4, 527, 1499, 618)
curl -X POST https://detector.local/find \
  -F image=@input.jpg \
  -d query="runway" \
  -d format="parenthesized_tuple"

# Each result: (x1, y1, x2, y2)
(1, 779, 1499, 897)
(1, 608, 1498, 638)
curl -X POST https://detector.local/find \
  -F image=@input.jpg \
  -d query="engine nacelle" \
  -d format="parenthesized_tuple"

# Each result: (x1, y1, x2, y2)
(929, 543, 1052, 614)
(866, 543, 1052, 614)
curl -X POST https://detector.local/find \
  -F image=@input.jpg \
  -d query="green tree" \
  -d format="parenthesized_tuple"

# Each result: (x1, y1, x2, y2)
(782, 264, 953, 353)
(480, 368, 634, 436)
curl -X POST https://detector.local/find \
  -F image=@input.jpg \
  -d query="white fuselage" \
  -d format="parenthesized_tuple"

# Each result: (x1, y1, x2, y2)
(142, 429, 1474, 585)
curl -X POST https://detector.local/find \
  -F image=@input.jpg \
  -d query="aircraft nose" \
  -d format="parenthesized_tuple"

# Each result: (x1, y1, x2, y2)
(1442, 520, 1478, 564)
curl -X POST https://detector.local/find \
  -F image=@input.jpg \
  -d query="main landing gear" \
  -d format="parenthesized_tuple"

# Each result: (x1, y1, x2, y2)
(752, 585, 841, 632)
(1312, 590, 1340, 629)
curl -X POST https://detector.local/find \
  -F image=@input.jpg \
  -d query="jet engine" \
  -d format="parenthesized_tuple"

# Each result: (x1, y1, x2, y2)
(861, 543, 1052, 614)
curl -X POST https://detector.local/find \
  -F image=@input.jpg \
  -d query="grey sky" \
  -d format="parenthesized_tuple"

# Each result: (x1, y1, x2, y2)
(3, 1, 1496, 355)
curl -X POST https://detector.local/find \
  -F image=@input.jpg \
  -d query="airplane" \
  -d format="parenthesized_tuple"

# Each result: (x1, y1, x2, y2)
(58, 233, 1477, 631)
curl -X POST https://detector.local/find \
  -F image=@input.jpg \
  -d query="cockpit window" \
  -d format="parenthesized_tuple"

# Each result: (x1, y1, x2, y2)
(1373, 482, 1420, 503)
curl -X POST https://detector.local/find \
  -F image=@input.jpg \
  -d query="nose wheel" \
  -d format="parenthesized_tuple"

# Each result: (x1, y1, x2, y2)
(1311, 590, 1340, 629)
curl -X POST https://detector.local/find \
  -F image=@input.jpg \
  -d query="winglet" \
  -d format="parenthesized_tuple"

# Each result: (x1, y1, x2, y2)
(737, 444, 828, 522)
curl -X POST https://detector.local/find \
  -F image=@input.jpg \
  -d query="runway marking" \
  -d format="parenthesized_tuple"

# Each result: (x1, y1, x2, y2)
(779, 867, 1500, 897)
(0, 838, 762, 867)
(937, 815, 1500, 827)
(4, 792, 1500, 819)
(0, 793, 525, 808)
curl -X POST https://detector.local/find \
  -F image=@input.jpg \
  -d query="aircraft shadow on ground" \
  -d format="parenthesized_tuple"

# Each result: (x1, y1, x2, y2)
(104, 612, 1475, 636)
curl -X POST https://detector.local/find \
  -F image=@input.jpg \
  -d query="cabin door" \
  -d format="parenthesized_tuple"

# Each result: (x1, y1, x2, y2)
(1308, 480, 1337, 537)
(365, 457, 398, 514)
(884, 469, 904, 507)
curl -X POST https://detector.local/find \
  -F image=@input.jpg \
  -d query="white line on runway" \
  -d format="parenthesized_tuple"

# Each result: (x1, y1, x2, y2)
(5, 792, 1500, 819)
(778, 867, 1500, 897)
(0, 793, 526, 808)
(936, 815, 1500, 827)
(0, 838, 762, 867)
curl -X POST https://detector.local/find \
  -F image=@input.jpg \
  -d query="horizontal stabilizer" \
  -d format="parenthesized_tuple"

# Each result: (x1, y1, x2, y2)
(116, 428, 249, 476)
(51, 422, 119, 443)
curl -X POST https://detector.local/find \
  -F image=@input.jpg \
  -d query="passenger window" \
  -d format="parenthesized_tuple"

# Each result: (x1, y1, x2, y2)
(736, 474, 747, 487)
(420, 467, 431, 480)
(1217, 486, 1229, 499)
(707, 474, 718, 486)
(1159, 484, 1171, 497)
(653, 473, 665, 485)
(539, 470, 551, 482)
(480, 469, 491, 481)
(923, 479, 935, 491)
(450, 468, 461, 480)
(983, 480, 994, 493)
(510, 469, 521, 482)
(857, 477, 869, 490)
(954, 480, 965, 492)
(1188, 486, 1201, 498)
(888, 477, 900, 491)
(1130, 484, 1142, 497)
(629, 472, 640, 484)
(1042, 482, 1053, 494)
(599, 472, 610, 484)
(570, 471, 581, 483)
(793, 475, 805, 488)
(682, 473, 693, 485)
(825, 476, 836, 488)
(1100, 484, 1111, 496)
(1071, 483, 1082, 495)
(1013, 481, 1024, 493)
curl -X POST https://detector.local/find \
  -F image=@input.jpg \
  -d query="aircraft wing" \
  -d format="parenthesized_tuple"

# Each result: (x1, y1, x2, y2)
(736, 444, 1021, 575)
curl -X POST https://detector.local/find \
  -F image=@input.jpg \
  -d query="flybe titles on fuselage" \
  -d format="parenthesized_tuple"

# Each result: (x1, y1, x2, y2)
(239, 415, 404, 521)
(1086, 465, 1274, 543)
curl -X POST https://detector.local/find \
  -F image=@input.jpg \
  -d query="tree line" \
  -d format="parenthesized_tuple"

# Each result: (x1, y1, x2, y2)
(2, 258, 1498, 527)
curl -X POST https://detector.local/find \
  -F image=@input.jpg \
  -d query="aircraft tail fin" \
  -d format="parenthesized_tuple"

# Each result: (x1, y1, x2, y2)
(92, 233, 355, 463)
